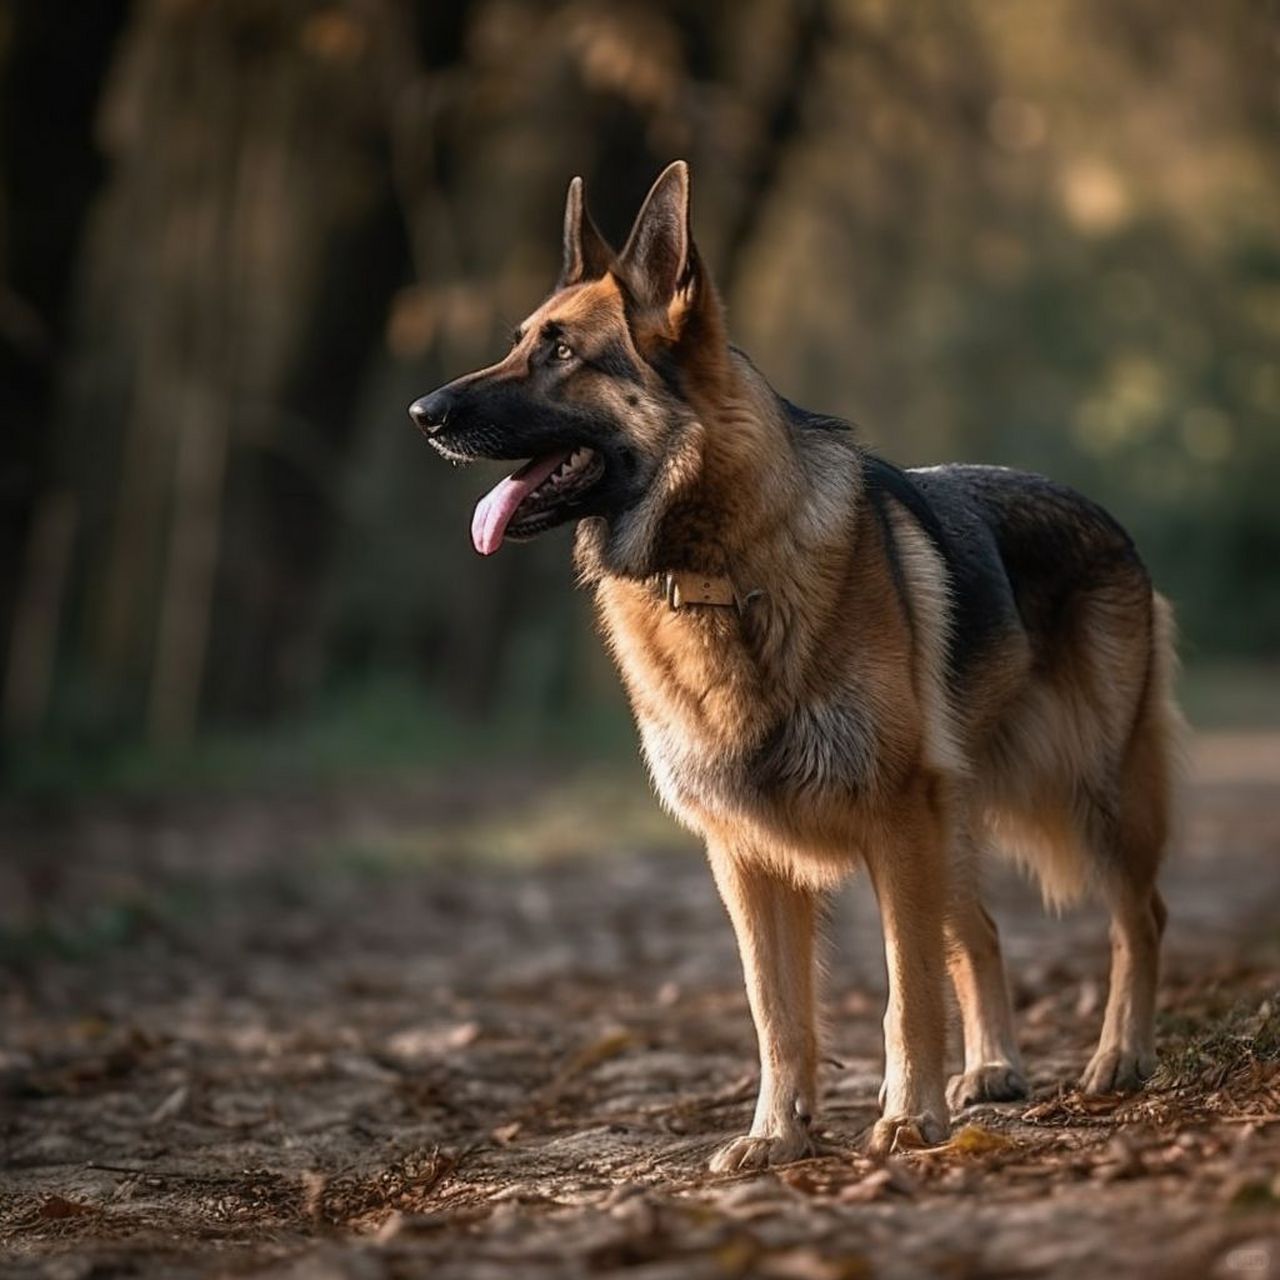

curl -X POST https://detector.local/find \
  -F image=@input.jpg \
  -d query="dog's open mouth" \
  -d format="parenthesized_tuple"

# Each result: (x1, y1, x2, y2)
(471, 446, 605, 555)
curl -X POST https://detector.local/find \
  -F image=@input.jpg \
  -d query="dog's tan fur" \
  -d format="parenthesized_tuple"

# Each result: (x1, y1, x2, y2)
(418, 162, 1185, 1167)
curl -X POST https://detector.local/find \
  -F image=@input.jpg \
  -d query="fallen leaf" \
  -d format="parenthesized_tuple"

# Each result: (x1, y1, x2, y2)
(386, 1021, 480, 1061)
(940, 1123, 1019, 1156)
(540, 1028, 638, 1099)
(562, 1029, 637, 1076)
(38, 1195, 95, 1220)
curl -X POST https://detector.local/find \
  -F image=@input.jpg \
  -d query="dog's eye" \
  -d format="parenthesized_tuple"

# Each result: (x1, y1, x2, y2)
(552, 341, 573, 362)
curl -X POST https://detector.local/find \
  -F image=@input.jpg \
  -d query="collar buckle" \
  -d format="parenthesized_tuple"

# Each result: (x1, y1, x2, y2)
(663, 571, 761, 615)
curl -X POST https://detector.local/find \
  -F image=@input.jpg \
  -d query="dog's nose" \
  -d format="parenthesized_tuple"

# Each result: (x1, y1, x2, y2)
(409, 390, 452, 434)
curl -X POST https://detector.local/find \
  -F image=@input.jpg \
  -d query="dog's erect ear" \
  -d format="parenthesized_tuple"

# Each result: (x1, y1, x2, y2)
(560, 176, 614, 288)
(617, 160, 696, 315)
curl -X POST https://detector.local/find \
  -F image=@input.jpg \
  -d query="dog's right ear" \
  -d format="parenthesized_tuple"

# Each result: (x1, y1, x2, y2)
(559, 176, 614, 288)
(616, 160, 693, 315)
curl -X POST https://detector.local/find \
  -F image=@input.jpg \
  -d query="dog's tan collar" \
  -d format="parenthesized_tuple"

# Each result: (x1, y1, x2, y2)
(661, 570, 761, 613)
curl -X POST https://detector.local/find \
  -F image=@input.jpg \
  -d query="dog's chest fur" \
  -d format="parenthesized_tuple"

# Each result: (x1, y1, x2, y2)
(591, 501, 955, 880)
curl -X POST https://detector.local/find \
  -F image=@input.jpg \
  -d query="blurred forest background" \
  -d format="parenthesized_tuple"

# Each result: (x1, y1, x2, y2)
(2, 0, 1278, 791)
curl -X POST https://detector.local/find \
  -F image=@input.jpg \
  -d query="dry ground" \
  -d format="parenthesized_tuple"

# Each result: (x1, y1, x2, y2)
(2, 735, 1279, 1279)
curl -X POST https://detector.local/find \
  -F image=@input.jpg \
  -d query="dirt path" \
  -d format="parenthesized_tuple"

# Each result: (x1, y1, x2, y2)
(2, 736, 1278, 1278)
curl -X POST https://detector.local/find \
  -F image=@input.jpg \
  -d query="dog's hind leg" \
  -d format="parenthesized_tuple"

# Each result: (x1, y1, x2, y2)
(706, 845, 819, 1172)
(1081, 878, 1166, 1093)
(1080, 757, 1170, 1093)
(1081, 594, 1178, 1094)
(945, 878, 1028, 1110)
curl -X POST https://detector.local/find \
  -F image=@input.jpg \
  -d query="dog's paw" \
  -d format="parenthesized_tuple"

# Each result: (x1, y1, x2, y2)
(1079, 1047, 1156, 1095)
(708, 1130, 813, 1173)
(947, 1063, 1029, 1111)
(866, 1111, 949, 1157)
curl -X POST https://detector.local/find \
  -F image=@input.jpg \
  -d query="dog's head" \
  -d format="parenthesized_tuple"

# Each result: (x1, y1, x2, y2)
(410, 161, 726, 558)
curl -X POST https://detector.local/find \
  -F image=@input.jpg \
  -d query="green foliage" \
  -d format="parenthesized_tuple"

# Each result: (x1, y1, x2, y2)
(5, 675, 636, 800)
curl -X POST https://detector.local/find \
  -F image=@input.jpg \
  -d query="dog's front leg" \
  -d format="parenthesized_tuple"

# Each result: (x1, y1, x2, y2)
(706, 844, 818, 1173)
(864, 795, 951, 1155)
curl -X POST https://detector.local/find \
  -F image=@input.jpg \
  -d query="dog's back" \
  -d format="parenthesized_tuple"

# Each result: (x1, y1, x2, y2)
(871, 460, 1182, 909)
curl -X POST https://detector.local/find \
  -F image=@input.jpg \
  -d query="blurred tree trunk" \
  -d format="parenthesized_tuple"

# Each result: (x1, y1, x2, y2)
(62, 0, 415, 740)
(0, 0, 129, 738)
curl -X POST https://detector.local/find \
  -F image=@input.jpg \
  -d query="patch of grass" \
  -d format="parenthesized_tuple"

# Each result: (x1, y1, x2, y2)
(3, 674, 637, 800)
(0, 861, 373, 967)
(1153, 993, 1280, 1092)
(317, 767, 694, 871)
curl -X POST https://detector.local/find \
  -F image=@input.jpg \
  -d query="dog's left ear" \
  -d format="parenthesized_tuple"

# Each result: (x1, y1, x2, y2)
(560, 176, 614, 288)
(616, 160, 707, 336)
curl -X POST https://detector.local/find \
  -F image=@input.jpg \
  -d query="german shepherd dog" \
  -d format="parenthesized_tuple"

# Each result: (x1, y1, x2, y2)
(411, 162, 1182, 1165)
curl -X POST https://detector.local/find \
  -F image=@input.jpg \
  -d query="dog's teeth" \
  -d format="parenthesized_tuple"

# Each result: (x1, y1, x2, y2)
(527, 447, 599, 507)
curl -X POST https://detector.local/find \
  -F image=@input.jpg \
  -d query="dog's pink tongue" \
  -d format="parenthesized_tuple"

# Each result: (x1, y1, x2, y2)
(471, 451, 571, 555)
